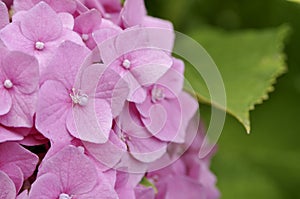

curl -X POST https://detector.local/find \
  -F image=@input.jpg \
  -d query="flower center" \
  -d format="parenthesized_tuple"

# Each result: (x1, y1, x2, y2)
(70, 88, 89, 106)
(151, 86, 165, 103)
(59, 193, 72, 199)
(81, 34, 89, 41)
(3, 79, 13, 89)
(122, 59, 131, 69)
(35, 41, 45, 50)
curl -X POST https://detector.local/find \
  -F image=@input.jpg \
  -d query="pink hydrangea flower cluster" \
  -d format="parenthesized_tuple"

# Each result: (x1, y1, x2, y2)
(0, 0, 219, 198)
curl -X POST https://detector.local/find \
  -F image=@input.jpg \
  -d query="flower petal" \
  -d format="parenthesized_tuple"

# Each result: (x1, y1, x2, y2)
(0, 88, 12, 115)
(0, 171, 16, 199)
(35, 80, 72, 142)
(1, 164, 24, 193)
(0, 89, 37, 127)
(38, 146, 98, 194)
(0, 142, 38, 179)
(74, 9, 102, 34)
(0, 22, 34, 53)
(0, 2, 9, 29)
(0, 125, 24, 143)
(2, 51, 39, 94)
(67, 98, 112, 143)
(127, 135, 167, 163)
(20, 2, 63, 41)
(120, 0, 146, 28)
(41, 41, 89, 87)
(84, 131, 127, 169)
(29, 173, 62, 199)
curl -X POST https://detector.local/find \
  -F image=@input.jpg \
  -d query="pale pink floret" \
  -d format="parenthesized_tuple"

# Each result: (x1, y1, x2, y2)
(147, 119, 220, 199)
(136, 59, 198, 143)
(82, 0, 122, 21)
(74, 9, 102, 49)
(29, 145, 118, 199)
(0, 2, 83, 73)
(13, 0, 77, 14)
(0, 51, 39, 128)
(36, 41, 128, 144)
(98, 27, 173, 103)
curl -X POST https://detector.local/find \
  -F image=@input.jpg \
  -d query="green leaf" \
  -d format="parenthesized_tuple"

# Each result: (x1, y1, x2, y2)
(287, 0, 300, 3)
(184, 26, 289, 133)
(139, 177, 158, 193)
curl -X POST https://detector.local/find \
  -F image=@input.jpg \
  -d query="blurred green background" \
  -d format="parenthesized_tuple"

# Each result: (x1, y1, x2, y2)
(146, 0, 300, 198)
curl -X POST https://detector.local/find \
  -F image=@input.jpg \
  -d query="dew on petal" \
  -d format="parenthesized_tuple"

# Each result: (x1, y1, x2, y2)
(122, 59, 131, 69)
(3, 79, 13, 89)
(59, 193, 72, 199)
(151, 85, 165, 103)
(35, 41, 45, 50)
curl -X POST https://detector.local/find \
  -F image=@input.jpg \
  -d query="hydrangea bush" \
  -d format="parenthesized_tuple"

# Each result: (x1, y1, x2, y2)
(0, 0, 219, 198)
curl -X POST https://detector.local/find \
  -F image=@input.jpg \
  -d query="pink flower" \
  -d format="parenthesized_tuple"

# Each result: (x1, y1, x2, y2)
(0, 2, 83, 72)
(136, 58, 198, 143)
(74, 9, 102, 49)
(82, 0, 122, 20)
(29, 145, 118, 199)
(119, 0, 146, 28)
(13, 0, 77, 14)
(0, 51, 39, 128)
(119, 0, 173, 30)
(0, 142, 39, 194)
(147, 120, 220, 199)
(115, 171, 146, 199)
(36, 41, 128, 144)
(88, 102, 167, 172)
(92, 18, 122, 45)
(115, 102, 168, 164)
(99, 27, 173, 103)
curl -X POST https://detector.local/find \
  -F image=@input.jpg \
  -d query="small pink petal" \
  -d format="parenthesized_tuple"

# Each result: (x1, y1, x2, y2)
(0, 2, 9, 29)
(0, 88, 12, 115)
(20, 2, 63, 41)
(0, 90, 37, 128)
(92, 19, 122, 45)
(38, 146, 98, 194)
(0, 22, 35, 53)
(58, 12, 74, 30)
(127, 136, 167, 163)
(2, 51, 39, 94)
(0, 125, 24, 143)
(120, 0, 146, 28)
(0, 171, 16, 199)
(29, 173, 62, 199)
(74, 9, 102, 34)
(142, 16, 174, 30)
(35, 80, 72, 142)
(67, 98, 112, 143)
(84, 131, 127, 169)
(0, 142, 38, 179)
(1, 164, 24, 193)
